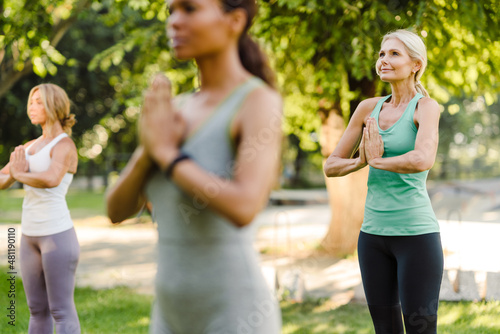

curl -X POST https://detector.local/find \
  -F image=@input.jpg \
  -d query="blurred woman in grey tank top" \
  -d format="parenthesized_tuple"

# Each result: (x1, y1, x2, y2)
(106, 0, 282, 333)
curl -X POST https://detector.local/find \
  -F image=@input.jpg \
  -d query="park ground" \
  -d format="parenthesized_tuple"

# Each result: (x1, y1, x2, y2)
(1, 178, 500, 333)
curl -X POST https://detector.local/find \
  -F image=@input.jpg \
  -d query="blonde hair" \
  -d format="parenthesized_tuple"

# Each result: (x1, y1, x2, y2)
(27, 83, 76, 136)
(378, 29, 429, 97)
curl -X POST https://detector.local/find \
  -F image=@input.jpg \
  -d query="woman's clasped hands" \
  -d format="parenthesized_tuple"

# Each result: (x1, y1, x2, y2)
(9, 145, 29, 178)
(139, 74, 186, 170)
(359, 117, 384, 167)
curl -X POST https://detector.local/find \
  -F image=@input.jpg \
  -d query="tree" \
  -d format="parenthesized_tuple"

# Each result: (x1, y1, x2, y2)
(0, 0, 92, 98)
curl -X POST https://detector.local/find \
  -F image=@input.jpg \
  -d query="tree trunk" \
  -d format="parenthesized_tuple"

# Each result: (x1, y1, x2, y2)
(319, 105, 369, 257)
(289, 134, 305, 188)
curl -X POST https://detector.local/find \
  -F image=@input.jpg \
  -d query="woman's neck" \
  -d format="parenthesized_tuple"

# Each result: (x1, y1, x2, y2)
(389, 79, 418, 106)
(41, 122, 64, 139)
(195, 44, 250, 92)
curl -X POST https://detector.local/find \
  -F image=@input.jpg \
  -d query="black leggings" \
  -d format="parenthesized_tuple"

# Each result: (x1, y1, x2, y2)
(358, 231, 443, 334)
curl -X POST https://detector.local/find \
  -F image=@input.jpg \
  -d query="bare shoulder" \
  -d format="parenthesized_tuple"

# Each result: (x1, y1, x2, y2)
(416, 97, 440, 121)
(358, 97, 385, 113)
(53, 136, 77, 155)
(417, 97, 440, 111)
(59, 136, 77, 149)
(241, 85, 283, 120)
(351, 97, 385, 123)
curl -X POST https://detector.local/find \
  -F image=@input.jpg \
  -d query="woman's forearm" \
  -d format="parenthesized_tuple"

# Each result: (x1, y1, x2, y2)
(11, 171, 62, 188)
(369, 150, 434, 173)
(0, 173, 15, 189)
(170, 159, 275, 227)
(324, 156, 367, 177)
(106, 147, 154, 223)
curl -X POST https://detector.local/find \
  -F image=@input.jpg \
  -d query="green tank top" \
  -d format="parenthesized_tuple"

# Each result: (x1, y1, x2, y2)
(361, 93, 439, 236)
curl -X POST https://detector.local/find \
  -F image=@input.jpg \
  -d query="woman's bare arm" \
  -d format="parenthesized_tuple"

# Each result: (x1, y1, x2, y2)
(106, 146, 154, 224)
(0, 164, 16, 189)
(323, 98, 380, 177)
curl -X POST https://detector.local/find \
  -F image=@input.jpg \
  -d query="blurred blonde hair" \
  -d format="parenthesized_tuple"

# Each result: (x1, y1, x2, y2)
(378, 29, 429, 97)
(27, 83, 76, 136)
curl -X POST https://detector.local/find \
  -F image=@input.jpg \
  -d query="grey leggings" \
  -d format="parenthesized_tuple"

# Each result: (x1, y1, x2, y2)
(20, 228, 80, 334)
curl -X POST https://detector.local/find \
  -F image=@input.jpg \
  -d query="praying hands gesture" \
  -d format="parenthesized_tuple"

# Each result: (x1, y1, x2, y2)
(9, 146, 29, 179)
(360, 117, 384, 166)
(139, 74, 186, 171)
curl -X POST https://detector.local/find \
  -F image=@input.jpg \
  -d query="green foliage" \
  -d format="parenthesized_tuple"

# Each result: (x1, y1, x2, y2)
(0, 0, 92, 81)
(435, 96, 500, 179)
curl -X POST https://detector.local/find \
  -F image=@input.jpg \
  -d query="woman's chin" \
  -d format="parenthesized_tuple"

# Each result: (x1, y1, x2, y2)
(379, 76, 397, 83)
(172, 49, 194, 61)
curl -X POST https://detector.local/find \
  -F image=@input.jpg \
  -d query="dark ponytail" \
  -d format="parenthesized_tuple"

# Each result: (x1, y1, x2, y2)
(222, 0, 276, 89)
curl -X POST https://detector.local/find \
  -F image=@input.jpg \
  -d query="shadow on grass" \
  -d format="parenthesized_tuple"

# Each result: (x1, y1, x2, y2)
(280, 297, 500, 334)
(280, 298, 372, 334)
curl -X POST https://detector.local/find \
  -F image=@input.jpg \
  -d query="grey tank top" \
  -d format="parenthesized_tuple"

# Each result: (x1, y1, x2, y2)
(145, 77, 265, 242)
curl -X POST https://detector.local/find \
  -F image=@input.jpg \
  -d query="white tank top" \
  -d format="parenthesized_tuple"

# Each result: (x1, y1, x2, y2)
(22, 133, 74, 236)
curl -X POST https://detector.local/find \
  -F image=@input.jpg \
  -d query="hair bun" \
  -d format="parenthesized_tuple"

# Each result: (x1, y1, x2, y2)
(61, 113, 76, 129)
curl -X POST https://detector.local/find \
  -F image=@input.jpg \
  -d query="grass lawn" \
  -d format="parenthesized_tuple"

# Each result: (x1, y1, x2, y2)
(1, 269, 499, 334)
(0, 267, 153, 334)
(0, 189, 106, 224)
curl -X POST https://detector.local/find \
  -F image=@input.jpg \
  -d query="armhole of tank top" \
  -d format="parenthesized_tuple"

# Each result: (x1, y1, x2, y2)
(409, 94, 424, 133)
(226, 78, 265, 155)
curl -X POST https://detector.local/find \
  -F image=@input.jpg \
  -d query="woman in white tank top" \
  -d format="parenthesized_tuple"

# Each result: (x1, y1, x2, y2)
(0, 83, 80, 333)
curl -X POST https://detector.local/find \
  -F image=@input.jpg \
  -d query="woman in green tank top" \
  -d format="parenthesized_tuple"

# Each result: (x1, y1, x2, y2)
(106, 0, 282, 333)
(324, 30, 443, 334)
